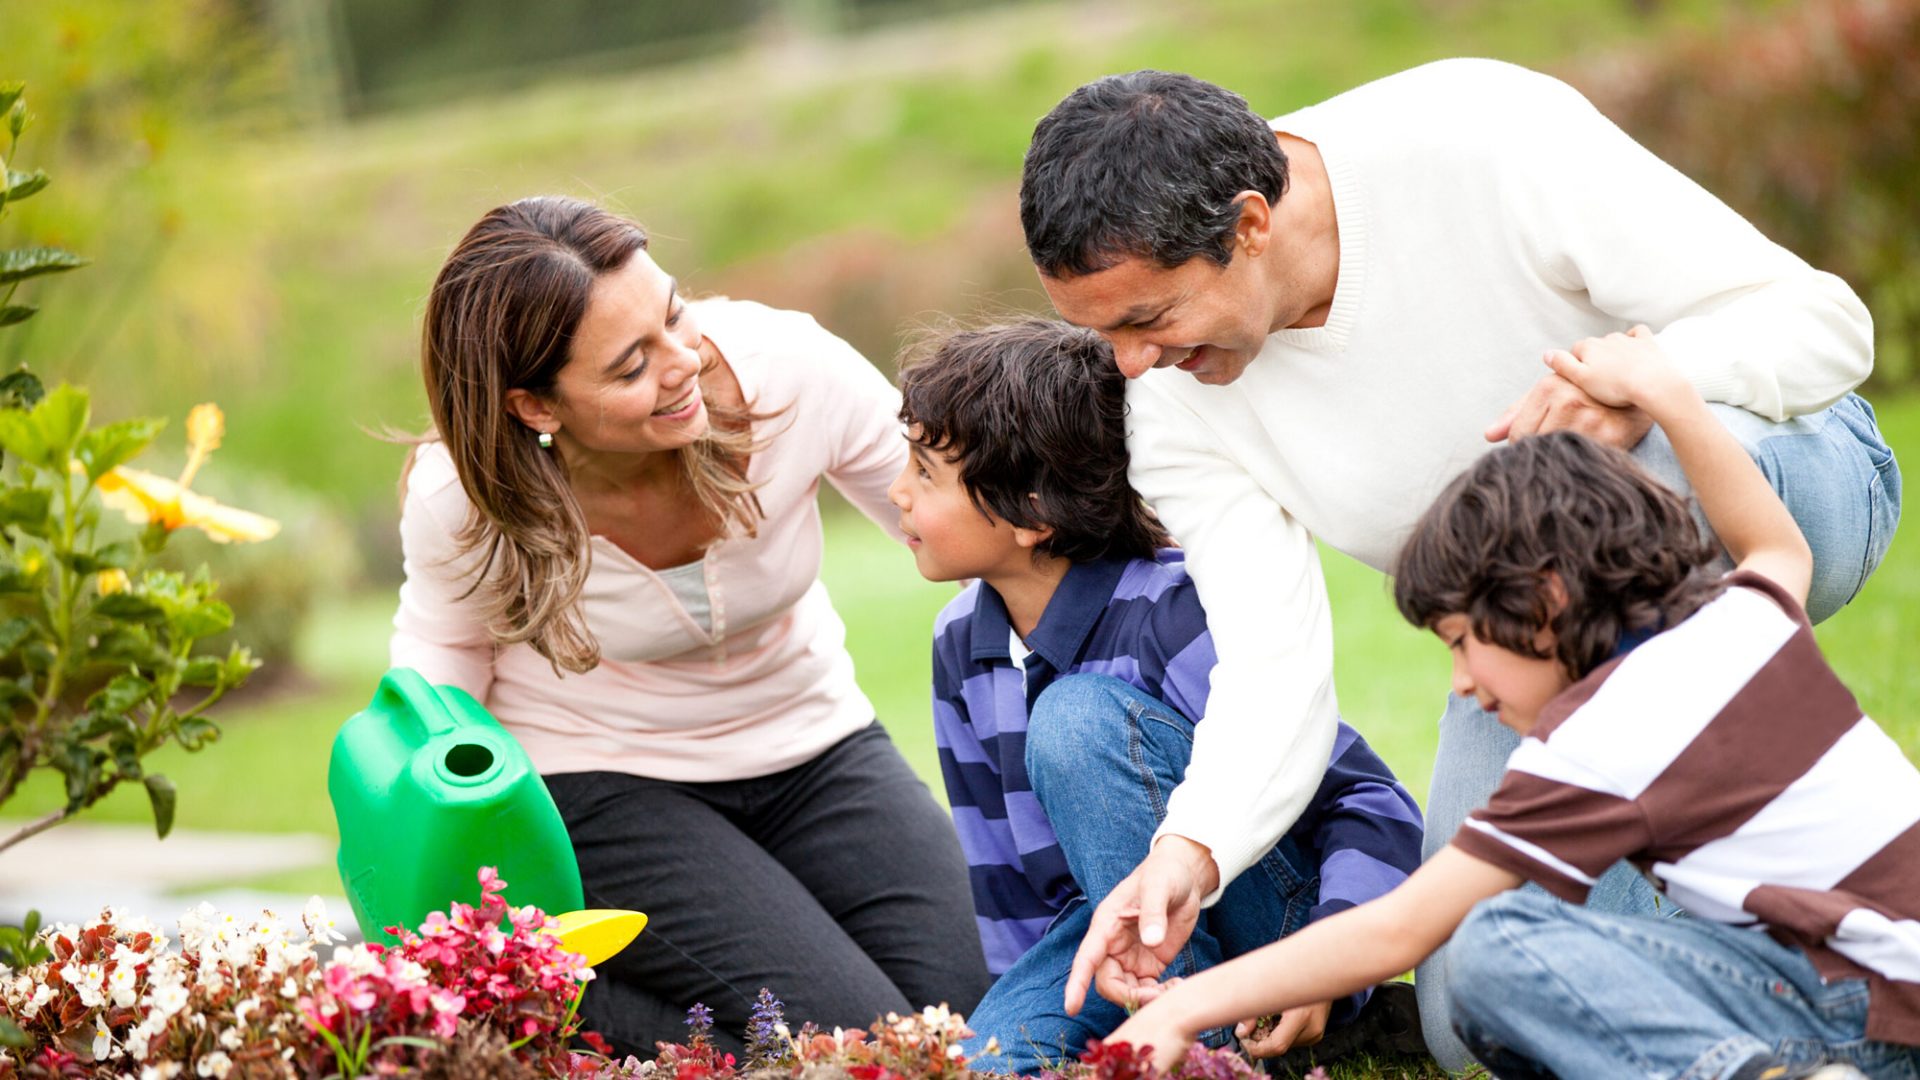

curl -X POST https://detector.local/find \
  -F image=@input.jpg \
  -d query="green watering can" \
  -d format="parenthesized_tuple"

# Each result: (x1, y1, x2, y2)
(330, 668, 641, 957)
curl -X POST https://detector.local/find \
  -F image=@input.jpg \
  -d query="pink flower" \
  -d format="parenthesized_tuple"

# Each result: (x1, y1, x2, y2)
(478, 867, 507, 896)
(323, 964, 377, 1012)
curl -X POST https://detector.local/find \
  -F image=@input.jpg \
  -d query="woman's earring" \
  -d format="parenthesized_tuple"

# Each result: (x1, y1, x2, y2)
(537, 430, 554, 449)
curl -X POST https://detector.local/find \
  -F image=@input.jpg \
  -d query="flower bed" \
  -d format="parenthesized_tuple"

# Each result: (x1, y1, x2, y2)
(0, 869, 1291, 1080)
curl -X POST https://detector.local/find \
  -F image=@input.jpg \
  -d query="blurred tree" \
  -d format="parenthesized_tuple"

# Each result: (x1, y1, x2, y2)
(1573, 0, 1920, 386)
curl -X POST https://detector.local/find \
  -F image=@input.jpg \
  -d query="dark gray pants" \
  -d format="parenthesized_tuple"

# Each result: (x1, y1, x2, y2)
(544, 722, 989, 1058)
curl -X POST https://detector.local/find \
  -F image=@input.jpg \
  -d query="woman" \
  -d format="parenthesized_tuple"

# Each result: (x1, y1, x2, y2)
(392, 196, 988, 1055)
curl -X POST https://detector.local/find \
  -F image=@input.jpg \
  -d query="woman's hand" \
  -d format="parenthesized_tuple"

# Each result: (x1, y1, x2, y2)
(1235, 1000, 1331, 1058)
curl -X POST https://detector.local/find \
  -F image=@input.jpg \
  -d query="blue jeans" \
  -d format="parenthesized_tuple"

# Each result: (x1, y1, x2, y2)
(1416, 393, 1903, 1070)
(1448, 891, 1920, 1079)
(961, 675, 1324, 1074)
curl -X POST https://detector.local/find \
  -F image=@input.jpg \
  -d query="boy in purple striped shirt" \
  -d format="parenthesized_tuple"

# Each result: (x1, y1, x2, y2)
(886, 320, 1424, 1073)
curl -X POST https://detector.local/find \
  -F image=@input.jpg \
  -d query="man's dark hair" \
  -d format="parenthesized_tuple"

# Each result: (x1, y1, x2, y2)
(1393, 433, 1727, 681)
(897, 319, 1170, 563)
(1020, 70, 1289, 277)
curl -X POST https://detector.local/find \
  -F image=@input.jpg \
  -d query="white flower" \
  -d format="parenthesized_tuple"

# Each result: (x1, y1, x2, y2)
(74, 962, 108, 1008)
(150, 979, 190, 1017)
(279, 976, 299, 1000)
(142, 1063, 183, 1080)
(109, 964, 140, 1008)
(304, 897, 346, 945)
(195, 1051, 233, 1079)
(947, 1044, 966, 1060)
(111, 943, 150, 968)
(20, 982, 54, 1018)
(92, 1015, 113, 1060)
(218, 1027, 242, 1051)
(87, 906, 120, 934)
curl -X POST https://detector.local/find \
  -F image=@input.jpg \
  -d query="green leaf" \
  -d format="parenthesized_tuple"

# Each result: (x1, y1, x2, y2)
(0, 487, 50, 530)
(0, 1014, 29, 1050)
(4, 169, 47, 202)
(0, 615, 36, 652)
(86, 673, 154, 717)
(0, 369, 44, 408)
(30, 384, 87, 466)
(110, 734, 142, 779)
(8, 100, 28, 140)
(94, 593, 165, 622)
(0, 304, 35, 327)
(0, 564, 31, 593)
(0, 246, 87, 286)
(144, 774, 176, 839)
(180, 655, 223, 687)
(60, 743, 99, 810)
(169, 598, 233, 641)
(173, 715, 219, 752)
(76, 417, 163, 482)
(0, 84, 22, 118)
(63, 541, 136, 574)
(0, 409, 45, 467)
(0, 679, 32, 710)
(74, 709, 135, 741)
(88, 625, 163, 667)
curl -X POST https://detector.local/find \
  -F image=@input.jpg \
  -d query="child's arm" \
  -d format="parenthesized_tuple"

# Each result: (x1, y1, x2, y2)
(1236, 728, 1424, 1057)
(1103, 847, 1522, 1072)
(1547, 326, 1814, 607)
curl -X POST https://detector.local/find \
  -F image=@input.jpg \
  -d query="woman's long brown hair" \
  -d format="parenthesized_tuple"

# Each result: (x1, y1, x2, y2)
(411, 196, 774, 675)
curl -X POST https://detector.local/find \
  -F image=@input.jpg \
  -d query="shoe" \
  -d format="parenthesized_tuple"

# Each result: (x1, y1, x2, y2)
(1264, 981, 1426, 1073)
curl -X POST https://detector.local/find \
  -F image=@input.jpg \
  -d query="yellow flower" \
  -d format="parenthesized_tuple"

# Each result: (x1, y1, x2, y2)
(96, 466, 280, 543)
(97, 568, 129, 596)
(85, 402, 277, 543)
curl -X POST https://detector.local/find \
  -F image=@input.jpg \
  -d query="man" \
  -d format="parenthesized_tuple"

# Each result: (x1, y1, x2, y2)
(1018, 60, 1900, 1069)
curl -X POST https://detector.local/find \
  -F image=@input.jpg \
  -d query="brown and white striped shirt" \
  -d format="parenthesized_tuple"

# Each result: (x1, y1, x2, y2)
(1452, 571, 1920, 1046)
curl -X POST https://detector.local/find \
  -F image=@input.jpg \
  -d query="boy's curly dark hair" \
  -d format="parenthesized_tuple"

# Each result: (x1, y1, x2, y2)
(1393, 432, 1726, 680)
(897, 319, 1170, 563)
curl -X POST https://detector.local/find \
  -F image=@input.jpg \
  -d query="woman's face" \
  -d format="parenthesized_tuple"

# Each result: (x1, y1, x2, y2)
(542, 248, 709, 457)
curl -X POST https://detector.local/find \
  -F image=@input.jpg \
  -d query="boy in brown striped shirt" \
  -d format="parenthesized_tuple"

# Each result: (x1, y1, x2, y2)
(1085, 327, 1916, 1079)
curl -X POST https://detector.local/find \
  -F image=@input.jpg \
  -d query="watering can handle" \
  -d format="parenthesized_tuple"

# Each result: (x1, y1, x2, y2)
(372, 667, 460, 738)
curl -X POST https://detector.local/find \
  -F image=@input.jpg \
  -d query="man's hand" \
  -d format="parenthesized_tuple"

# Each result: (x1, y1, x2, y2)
(1235, 1001, 1331, 1058)
(1485, 335, 1657, 448)
(1065, 836, 1220, 1016)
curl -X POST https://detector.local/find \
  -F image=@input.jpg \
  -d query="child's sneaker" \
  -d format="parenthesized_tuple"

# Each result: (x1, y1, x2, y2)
(1265, 980, 1425, 1072)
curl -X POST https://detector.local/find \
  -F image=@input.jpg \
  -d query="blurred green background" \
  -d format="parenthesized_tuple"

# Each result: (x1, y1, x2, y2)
(0, 0, 1914, 902)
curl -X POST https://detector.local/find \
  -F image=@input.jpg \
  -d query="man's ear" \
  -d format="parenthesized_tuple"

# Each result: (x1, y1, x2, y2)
(1233, 192, 1274, 258)
(504, 388, 556, 434)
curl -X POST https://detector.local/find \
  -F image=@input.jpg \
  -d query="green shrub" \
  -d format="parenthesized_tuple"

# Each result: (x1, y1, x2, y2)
(1572, 0, 1920, 386)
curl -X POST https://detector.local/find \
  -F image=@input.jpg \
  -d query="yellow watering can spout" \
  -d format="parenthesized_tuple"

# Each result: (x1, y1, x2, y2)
(547, 908, 648, 966)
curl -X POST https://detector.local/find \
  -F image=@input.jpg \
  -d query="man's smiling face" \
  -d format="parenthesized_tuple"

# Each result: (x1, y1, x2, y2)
(1039, 252, 1272, 386)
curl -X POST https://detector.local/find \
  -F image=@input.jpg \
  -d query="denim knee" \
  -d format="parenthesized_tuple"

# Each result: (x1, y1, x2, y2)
(1025, 674, 1136, 788)
(1445, 892, 1562, 1029)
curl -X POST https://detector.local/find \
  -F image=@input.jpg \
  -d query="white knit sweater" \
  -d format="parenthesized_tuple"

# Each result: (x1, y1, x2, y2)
(1129, 59, 1873, 899)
